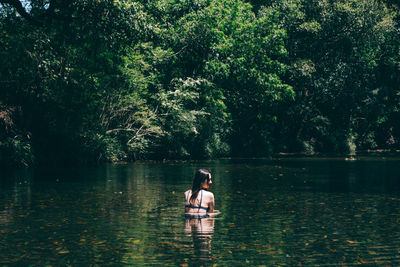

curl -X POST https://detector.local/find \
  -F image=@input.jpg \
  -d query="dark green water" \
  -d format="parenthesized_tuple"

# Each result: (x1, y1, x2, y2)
(1, 157, 400, 266)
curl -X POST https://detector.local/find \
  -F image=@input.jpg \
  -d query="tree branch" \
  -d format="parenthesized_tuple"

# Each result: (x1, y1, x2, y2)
(0, 0, 58, 26)
(105, 128, 137, 134)
(0, 0, 41, 26)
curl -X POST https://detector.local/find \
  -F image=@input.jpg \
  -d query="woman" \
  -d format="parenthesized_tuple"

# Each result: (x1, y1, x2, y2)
(185, 169, 215, 217)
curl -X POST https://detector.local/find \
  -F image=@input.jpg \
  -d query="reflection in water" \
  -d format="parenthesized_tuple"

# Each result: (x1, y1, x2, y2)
(1, 158, 400, 265)
(0, 169, 32, 227)
(185, 217, 215, 263)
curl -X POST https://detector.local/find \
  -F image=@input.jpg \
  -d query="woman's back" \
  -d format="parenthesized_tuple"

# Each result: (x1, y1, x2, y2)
(185, 189, 214, 214)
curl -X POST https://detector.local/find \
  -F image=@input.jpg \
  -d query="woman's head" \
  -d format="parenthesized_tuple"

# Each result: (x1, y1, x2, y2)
(190, 169, 212, 203)
(192, 168, 212, 189)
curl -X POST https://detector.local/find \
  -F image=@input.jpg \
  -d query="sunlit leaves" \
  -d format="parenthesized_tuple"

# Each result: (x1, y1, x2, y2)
(1, 0, 399, 165)
(270, 0, 399, 153)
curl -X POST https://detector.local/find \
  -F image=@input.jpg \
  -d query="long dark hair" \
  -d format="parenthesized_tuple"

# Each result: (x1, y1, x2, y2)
(190, 169, 211, 204)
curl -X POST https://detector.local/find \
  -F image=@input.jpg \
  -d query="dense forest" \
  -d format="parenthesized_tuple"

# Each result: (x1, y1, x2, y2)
(0, 0, 399, 167)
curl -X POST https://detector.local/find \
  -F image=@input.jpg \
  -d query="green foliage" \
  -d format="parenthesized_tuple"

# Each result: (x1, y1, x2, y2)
(152, 0, 293, 156)
(0, 136, 34, 168)
(271, 0, 399, 153)
(0, 0, 399, 167)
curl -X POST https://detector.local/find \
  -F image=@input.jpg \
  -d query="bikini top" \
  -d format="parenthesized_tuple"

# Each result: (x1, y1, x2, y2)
(185, 190, 209, 211)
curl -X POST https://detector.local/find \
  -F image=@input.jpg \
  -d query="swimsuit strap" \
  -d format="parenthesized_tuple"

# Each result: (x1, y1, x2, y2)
(198, 189, 203, 212)
(185, 189, 208, 211)
(185, 204, 208, 210)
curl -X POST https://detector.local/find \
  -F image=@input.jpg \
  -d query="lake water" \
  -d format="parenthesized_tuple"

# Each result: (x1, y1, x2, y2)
(1, 157, 400, 266)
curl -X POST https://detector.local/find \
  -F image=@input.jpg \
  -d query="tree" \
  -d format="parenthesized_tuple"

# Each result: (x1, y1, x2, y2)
(147, 0, 293, 157)
(269, 0, 399, 153)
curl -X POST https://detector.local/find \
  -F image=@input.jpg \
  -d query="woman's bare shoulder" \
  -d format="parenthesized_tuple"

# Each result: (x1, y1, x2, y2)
(204, 190, 214, 198)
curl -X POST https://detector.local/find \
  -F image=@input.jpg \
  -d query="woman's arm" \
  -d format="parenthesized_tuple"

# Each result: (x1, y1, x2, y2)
(207, 192, 215, 213)
(184, 191, 188, 212)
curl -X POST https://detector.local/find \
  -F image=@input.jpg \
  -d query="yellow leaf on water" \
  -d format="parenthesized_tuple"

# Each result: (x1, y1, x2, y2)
(133, 239, 140, 244)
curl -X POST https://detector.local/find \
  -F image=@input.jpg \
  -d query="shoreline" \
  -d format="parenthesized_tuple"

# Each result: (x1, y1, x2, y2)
(2, 150, 400, 171)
